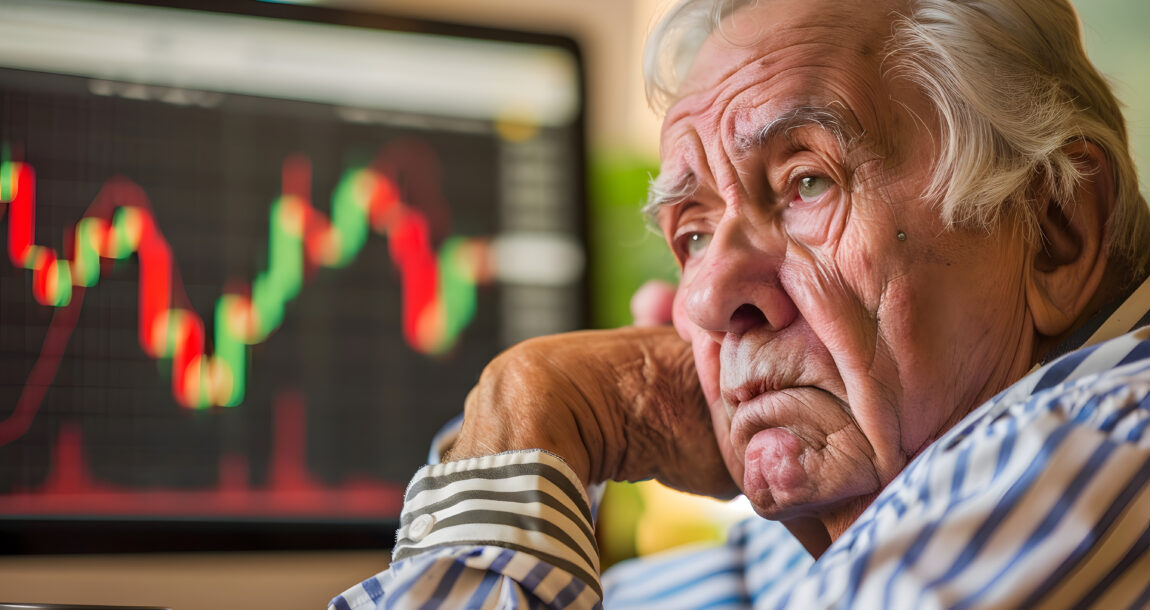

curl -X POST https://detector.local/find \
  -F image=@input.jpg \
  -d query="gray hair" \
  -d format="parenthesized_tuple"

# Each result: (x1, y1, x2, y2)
(644, 0, 1150, 279)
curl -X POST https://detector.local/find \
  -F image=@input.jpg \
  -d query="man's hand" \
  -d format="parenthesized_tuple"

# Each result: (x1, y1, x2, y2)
(445, 326, 737, 498)
(630, 279, 676, 327)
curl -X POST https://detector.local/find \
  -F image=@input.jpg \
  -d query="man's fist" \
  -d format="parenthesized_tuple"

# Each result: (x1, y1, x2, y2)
(445, 326, 737, 499)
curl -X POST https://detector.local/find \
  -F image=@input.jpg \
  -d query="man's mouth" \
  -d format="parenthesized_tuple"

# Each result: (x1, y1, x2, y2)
(724, 385, 792, 447)
(721, 375, 799, 411)
(721, 366, 809, 415)
(724, 384, 834, 455)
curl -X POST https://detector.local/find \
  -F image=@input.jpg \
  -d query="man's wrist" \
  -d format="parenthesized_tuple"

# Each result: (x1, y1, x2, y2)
(448, 337, 601, 486)
(396, 449, 604, 598)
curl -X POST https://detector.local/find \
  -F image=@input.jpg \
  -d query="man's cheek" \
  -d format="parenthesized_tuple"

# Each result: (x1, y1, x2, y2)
(671, 284, 693, 343)
(692, 339, 722, 405)
(709, 388, 742, 489)
(673, 273, 741, 480)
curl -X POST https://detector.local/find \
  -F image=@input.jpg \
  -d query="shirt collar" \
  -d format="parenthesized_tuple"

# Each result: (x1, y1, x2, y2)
(1041, 273, 1150, 364)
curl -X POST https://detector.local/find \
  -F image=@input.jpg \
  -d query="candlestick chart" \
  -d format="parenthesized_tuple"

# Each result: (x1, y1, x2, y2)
(1, 144, 486, 426)
(0, 131, 497, 518)
(0, 69, 584, 529)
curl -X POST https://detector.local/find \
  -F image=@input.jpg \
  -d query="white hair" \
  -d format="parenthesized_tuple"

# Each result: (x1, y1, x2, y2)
(644, 0, 1150, 279)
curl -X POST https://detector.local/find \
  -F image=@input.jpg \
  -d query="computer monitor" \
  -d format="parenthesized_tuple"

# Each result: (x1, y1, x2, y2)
(0, 0, 587, 552)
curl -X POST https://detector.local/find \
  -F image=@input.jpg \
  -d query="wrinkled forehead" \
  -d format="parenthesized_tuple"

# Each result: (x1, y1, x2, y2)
(678, 0, 904, 99)
(658, 0, 920, 175)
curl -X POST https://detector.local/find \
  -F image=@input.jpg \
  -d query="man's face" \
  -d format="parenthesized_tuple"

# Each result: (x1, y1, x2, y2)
(657, 0, 1037, 530)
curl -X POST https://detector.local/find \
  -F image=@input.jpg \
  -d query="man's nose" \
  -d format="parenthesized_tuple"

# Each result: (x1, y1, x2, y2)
(680, 219, 797, 342)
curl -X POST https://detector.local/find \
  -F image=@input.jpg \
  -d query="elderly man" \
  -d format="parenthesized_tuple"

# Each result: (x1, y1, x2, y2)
(331, 0, 1150, 607)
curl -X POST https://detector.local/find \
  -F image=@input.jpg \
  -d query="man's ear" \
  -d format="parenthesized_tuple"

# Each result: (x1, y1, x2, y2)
(1026, 140, 1114, 337)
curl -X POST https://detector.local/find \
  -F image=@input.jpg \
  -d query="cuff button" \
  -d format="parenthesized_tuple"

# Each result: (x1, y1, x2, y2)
(409, 513, 436, 541)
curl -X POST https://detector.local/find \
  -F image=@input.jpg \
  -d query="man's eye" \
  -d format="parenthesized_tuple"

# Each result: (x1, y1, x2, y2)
(687, 232, 712, 256)
(677, 232, 712, 261)
(796, 175, 832, 204)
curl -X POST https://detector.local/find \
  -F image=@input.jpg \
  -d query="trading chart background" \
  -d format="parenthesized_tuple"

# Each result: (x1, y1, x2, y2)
(0, 0, 585, 547)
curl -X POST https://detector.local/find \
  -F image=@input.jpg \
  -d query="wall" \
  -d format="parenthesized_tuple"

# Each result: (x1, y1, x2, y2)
(328, 0, 664, 156)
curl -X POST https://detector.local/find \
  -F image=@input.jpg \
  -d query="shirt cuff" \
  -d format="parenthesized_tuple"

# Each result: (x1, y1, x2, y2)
(393, 449, 602, 596)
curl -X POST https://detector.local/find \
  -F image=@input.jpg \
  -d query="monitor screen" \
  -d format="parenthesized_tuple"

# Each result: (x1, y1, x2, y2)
(0, 0, 586, 552)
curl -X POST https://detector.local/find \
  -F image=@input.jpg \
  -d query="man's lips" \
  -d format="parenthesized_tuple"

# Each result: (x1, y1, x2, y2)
(723, 382, 772, 406)
(717, 336, 814, 418)
(721, 377, 800, 416)
(724, 386, 792, 447)
(722, 369, 807, 413)
(724, 385, 828, 454)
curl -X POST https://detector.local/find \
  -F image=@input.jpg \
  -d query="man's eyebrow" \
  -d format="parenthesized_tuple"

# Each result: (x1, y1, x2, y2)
(642, 170, 698, 227)
(738, 104, 858, 155)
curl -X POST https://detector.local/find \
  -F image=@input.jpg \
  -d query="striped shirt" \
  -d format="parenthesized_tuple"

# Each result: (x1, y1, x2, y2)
(330, 277, 1150, 609)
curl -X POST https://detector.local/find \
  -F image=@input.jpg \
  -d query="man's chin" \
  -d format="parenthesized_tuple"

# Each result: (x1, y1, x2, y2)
(741, 441, 886, 527)
(741, 427, 817, 514)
